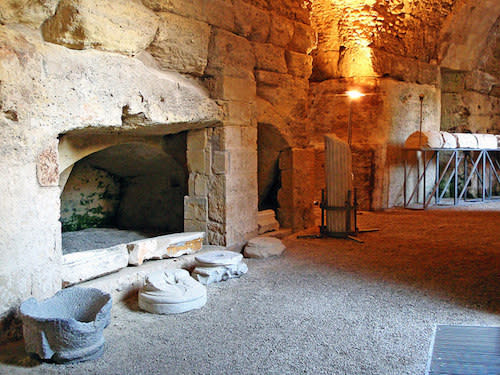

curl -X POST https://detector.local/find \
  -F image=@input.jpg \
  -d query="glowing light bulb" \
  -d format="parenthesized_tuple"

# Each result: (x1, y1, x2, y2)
(346, 90, 365, 99)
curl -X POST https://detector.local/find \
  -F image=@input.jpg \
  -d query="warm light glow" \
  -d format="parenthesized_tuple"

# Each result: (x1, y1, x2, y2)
(346, 90, 365, 99)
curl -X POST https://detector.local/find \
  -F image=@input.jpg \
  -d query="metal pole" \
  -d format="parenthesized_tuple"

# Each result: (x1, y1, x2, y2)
(423, 150, 427, 208)
(482, 150, 486, 201)
(348, 99, 353, 148)
(404, 151, 407, 208)
(418, 94, 424, 148)
(454, 151, 458, 205)
(435, 150, 439, 205)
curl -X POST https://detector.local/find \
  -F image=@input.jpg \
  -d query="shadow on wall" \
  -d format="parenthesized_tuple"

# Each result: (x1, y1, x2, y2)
(60, 134, 187, 234)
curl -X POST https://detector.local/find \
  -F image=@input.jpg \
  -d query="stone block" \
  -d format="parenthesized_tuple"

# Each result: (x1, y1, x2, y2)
(61, 245, 129, 287)
(195, 250, 243, 266)
(289, 22, 316, 54)
(187, 129, 208, 151)
(229, 150, 257, 175)
(184, 219, 208, 233)
(37, 145, 59, 187)
(0, 0, 58, 28)
(207, 29, 255, 75)
(233, 0, 270, 42)
(127, 238, 158, 266)
(148, 12, 210, 75)
(310, 50, 340, 81)
(465, 70, 497, 94)
(243, 236, 285, 258)
(240, 126, 258, 148)
(207, 222, 226, 245)
(454, 133, 478, 148)
(268, 15, 294, 47)
(184, 196, 208, 221)
(257, 210, 279, 234)
(194, 173, 209, 196)
(42, 0, 159, 55)
(255, 71, 308, 118)
(138, 269, 206, 314)
(417, 61, 439, 85)
(208, 74, 257, 102)
(141, 0, 205, 20)
(187, 150, 209, 174)
(204, 0, 235, 31)
(222, 101, 255, 125)
(441, 70, 466, 93)
(285, 50, 313, 78)
(20, 287, 112, 363)
(208, 175, 226, 223)
(212, 150, 230, 174)
(253, 42, 287, 73)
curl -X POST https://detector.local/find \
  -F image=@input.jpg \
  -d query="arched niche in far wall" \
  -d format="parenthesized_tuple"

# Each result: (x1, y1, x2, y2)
(59, 132, 188, 253)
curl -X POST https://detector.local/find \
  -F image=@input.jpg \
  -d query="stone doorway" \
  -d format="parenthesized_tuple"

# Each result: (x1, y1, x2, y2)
(257, 123, 289, 228)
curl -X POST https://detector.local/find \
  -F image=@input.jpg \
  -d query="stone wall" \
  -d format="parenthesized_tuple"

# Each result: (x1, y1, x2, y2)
(0, 0, 317, 340)
(441, 17, 500, 134)
(61, 161, 121, 232)
(0, 1, 221, 342)
(307, 0, 465, 209)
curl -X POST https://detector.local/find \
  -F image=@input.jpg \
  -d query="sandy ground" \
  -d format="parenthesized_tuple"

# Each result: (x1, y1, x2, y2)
(1, 206, 499, 375)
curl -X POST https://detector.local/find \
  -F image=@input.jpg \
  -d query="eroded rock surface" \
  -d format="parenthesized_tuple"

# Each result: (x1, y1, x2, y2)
(42, 0, 159, 55)
(0, 0, 58, 28)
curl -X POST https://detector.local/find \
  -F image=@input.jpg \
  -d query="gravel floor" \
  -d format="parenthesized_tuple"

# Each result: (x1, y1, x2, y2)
(1, 207, 499, 375)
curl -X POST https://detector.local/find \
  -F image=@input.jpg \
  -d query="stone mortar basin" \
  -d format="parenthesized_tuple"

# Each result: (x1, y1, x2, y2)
(19, 287, 112, 363)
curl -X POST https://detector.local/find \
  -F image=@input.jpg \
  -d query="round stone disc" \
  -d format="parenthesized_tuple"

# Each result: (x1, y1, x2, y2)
(195, 250, 243, 266)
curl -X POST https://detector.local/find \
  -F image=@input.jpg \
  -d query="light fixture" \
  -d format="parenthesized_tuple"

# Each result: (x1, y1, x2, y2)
(346, 90, 365, 147)
(346, 90, 365, 99)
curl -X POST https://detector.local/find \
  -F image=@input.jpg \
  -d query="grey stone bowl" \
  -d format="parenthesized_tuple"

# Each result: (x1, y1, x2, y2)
(19, 287, 112, 363)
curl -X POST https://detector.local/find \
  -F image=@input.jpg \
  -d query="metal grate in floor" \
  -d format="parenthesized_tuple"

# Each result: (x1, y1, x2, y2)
(426, 325, 500, 375)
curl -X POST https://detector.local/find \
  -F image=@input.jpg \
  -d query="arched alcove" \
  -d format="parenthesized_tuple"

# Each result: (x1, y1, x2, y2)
(257, 123, 290, 226)
(60, 134, 187, 253)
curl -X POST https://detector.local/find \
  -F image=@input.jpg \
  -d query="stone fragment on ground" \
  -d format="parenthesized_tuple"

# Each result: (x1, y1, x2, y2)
(243, 237, 286, 259)
(62, 245, 129, 287)
(258, 209, 279, 234)
(138, 269, 206, 314)
(192, 263, 249, 285)
(194, 250, 243, 266)
(128, 232, 204, 266)
(20, 287, 112, 363)
(191, 250, 247, 285)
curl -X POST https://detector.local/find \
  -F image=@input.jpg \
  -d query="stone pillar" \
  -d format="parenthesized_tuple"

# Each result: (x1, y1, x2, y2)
(278, 147, 316, 231)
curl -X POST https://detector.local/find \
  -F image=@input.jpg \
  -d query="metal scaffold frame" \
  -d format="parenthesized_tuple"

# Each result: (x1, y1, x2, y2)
(403, 148, 500, 209)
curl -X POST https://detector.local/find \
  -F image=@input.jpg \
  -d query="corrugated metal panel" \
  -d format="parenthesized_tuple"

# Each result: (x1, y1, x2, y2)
(324, 134, 353, 233)
(427, 325, 500, 375)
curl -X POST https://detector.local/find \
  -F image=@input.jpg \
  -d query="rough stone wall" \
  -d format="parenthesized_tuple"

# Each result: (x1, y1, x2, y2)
(441, 17, 500, 134)
(60, 161, 121, 232)
(143, 0, 317, 234)
(308, 0, 463, 209)
(0, 0, 317, 337)
(0, 1, 221, 341)
(311, 0, 455, 81)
